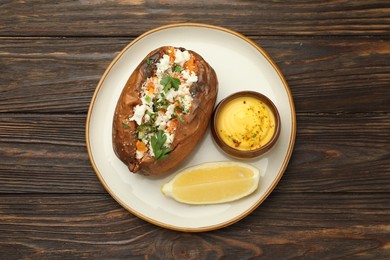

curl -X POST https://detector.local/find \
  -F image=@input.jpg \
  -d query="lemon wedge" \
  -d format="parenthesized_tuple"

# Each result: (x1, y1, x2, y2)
(161, 161, 260, 205)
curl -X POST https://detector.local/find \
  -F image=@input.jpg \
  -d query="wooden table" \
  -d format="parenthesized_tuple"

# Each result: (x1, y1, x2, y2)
(1, 1, 389, 259)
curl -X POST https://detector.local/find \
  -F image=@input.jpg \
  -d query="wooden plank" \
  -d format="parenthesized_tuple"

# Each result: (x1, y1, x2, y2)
(0, 113, 388, 193)
(0, 37, 118, 113)
(0, 114, 104, 193)
(0, 193, 388, 259)
(1, 37, 389, 113)
(277, 112, 390, 192)
(0, 1, 389, 36)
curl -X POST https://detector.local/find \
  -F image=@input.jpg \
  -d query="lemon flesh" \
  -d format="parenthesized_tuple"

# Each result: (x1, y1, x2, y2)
(161, 162, 260, 205)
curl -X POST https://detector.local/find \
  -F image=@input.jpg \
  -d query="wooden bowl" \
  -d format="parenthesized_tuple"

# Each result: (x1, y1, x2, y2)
(211, 91, 281, 158)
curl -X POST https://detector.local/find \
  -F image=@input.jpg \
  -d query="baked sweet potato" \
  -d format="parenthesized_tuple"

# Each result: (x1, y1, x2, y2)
(112, 46, 218, 176)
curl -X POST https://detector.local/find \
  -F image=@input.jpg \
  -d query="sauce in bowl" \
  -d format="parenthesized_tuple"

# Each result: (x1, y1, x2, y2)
(216, 96, 276, 150)
(212, 91, 280, 158)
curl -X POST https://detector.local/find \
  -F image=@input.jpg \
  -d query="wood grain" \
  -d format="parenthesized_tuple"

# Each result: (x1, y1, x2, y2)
(0, 193, 388, 259)
(1, 37, 389, 113)
(1, 1, 389, 258)
(0, 114, 102, 194)
(0, 1, 389, 37)
(279, 112, 390, 193)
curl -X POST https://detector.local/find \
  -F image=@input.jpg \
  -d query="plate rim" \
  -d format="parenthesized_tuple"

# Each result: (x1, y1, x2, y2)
(85, 23, 296, 232)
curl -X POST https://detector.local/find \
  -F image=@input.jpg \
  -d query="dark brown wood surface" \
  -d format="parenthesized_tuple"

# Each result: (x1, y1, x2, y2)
(0, 1, 389, 259)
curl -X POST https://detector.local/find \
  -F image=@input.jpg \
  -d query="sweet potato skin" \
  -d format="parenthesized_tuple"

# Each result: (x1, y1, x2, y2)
(112, 46, 218, 176)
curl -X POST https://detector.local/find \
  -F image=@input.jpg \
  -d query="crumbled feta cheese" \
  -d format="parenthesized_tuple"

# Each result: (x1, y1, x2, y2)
(144, 113, 150, 123)
(158, 123, 167, 130)
(174, 49, 191, 66)
(136, 150, 144, 159)
(130, 104, 146, 125)
(182, 95, 193, 112)
(165, 132, 174, 145)
(186, 71, 198, 84)
(166, 104, 175, 117)
(147, 142, 155, 157)
(152, 77, 162, 93)
(155, 112, 169, 130)
(177, 84, 190, 96)
(156, 54, 171, 77)
(181, 69, 190, 80)
(165, 88, 177, 103)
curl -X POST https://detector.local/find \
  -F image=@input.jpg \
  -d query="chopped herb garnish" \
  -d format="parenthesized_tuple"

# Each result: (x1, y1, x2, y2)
(145, 95, 151, 103)
(160, 75, 180, 93)
(151, 130, 172, 161)
(122, 122, 130, 129)
(178, 114, 184, 123)
(146, 57, 151, 65)
(155, 97, 168, 110)
(138, 131, 145, 139)
(137, 124, 153, 132)
(145, 111, 156, 123)
(174, 106, 184, 112)
(173, 64, 182, 73)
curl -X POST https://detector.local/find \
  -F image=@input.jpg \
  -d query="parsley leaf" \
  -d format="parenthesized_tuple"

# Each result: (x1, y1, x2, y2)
(160, 75, 170, 86)
(151, 130, 172, 161)
(160, 75, 180, 93)
(172, 77, 180, 89)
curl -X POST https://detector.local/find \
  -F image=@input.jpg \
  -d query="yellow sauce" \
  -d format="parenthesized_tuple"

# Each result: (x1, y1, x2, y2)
(216, 96, 276, 151)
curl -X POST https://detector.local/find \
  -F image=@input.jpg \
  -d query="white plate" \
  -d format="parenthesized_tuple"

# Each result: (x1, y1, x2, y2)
(86, 23, 296, 232)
